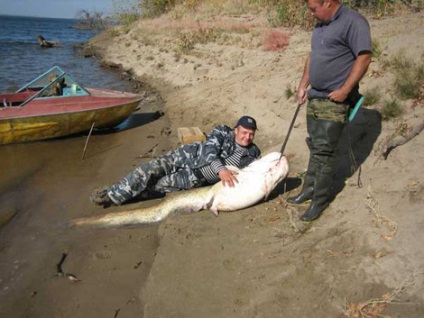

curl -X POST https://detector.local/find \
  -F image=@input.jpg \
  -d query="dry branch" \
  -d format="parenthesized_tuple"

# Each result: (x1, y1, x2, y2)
(341, 269, 424, 318)
(366, 185, 397, 242)
(382, 119, 424, 159)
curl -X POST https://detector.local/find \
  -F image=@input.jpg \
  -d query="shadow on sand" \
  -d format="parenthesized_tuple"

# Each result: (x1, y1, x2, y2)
(92, 111, 163, 135)
(268, 177, 303, 201)
(277, 107, 382, 201)
(333, 107, 382, 197)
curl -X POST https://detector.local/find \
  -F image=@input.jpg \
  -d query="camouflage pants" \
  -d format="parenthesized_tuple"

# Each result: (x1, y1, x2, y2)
(107, 149, 207, 205)
(306, 98, 349, 124)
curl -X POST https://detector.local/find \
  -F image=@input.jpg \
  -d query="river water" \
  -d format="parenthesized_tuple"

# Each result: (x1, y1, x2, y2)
(0, 15, 131, 92)
(0, 15, 138, 195)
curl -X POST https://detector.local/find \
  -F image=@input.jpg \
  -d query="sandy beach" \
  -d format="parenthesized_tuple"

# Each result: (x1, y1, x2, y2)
(1, 7, 424, 318)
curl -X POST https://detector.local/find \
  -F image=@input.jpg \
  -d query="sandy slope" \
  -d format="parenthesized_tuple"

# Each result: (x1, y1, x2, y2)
(85, 10, 424, 318)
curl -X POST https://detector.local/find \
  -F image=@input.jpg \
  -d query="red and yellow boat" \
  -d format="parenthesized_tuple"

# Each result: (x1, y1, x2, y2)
(0, 66, 143, 145)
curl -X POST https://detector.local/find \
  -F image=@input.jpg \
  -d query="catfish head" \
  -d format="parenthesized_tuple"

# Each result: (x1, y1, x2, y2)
(243, 151, 289, 199)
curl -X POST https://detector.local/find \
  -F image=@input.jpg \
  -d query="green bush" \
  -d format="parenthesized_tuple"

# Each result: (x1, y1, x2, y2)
(362, 87, 381, 106)
(263, 0, 423, 29)
(385, 50, 412, 71)
(109, 28, 120, 37)
(74, 10, 109, 30)
(394, 70, 421, 100)
(141, 0, 176, 18)
(382, 51, 424, 101)
(341, 0, 421, 17)
(381, 99, 403, 120)
(112, 0, 142, 25)
(371, 39, 382, 59)
(110, 1, 424, 27)
(267, 0, 314, 29)
(416, 63, 424, 82)
(285, 83, 295, 100)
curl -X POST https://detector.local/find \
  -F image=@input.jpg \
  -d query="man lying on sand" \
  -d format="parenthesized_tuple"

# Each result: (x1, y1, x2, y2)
(90, 116, 261, 208)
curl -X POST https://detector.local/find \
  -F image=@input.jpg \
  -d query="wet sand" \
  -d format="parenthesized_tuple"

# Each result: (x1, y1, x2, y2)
(0, 98, 169, 317)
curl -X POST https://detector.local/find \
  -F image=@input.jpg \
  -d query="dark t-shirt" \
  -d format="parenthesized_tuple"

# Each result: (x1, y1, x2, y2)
(309, 4, 372, 95)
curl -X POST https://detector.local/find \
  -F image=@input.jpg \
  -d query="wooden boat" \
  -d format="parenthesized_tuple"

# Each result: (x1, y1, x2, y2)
(0, 66, 143, 145)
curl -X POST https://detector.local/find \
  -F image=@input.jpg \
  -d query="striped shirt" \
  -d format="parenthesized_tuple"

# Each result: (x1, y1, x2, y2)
(198, 143, 248, 183)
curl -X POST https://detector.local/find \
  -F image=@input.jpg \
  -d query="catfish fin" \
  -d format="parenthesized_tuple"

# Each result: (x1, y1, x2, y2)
(205, 194, 218, 217)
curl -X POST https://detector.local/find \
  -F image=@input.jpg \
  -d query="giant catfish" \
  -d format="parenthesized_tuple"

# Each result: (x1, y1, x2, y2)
(71, 152, 289, 228)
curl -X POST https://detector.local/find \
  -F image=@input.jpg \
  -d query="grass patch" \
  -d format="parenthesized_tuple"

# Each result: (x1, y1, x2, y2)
(267, 0, 314, 29)
(393, 121, 409, 138)
(362, 87, 381, 106)
(344, 0, 423, 18)
(112, 0, 142, 25)
(381, 99, 403, 120)
(382, 51, 424, 100)
(417, 63, 424, 82)
(371, 38, 382, 59)
(108, 28, 120, 37)
(111, 0, 424, 30)
(177, 33, 195, 53)
(134, 30, 156, 46)
(176, 27, 216, 54)
(383, 50, 413, 71)
(285, 84, 294, 100)
(394, 70, 421, 100)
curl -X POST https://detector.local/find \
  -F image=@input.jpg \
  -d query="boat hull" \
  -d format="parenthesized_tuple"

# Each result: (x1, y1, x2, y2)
(0, 100, 140, 145)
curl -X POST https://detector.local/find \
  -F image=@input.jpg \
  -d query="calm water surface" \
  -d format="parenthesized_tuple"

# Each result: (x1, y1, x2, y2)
(0, 15, 131, 92)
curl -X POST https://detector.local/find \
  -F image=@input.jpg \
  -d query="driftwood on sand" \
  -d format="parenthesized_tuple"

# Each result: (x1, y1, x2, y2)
(382, 118, 424, 159)
(37, 35, 62, 48)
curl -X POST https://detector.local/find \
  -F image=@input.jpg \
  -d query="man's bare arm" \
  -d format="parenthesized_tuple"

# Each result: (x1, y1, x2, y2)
(329, 52, 372, 102)
(298, 54, 311, 105)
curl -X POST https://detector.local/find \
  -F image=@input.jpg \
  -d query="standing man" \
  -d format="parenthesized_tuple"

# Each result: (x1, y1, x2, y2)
(287, 0, 372, 221)
(91, 116, 260, 208)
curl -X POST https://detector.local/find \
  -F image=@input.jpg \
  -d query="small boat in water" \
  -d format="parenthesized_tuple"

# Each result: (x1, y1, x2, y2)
(0, 66, 143, 145)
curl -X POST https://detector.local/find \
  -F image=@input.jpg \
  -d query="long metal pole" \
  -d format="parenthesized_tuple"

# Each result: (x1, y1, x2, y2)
(280, 103, 302, 156)
(82, 121, 96, 160)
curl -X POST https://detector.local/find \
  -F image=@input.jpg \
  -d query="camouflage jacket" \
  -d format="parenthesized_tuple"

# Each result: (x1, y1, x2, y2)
(175, 125, 261, 170)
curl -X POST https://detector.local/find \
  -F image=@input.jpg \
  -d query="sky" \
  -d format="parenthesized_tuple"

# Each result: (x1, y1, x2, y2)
(1, 0, 115, 19)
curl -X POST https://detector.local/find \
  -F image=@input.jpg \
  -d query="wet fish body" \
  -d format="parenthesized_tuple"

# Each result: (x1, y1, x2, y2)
(72, 152, 289, 228)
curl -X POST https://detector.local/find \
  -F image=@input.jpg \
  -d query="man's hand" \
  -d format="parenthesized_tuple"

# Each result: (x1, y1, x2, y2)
(218, 169, 239, 187)
(328, 88, 349, 103)
(329, 53, 371, 103)
(298, 87, 308, 105)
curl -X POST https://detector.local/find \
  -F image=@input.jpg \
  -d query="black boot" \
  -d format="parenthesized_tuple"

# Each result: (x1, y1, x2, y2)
(90, 187, 115, 208)
(299, 119, 345, 221)
(287, 134, 320, 204)
(300, 168, 332, 221)
(286, 171, 314, 204)
(300, 200, 329, 221)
